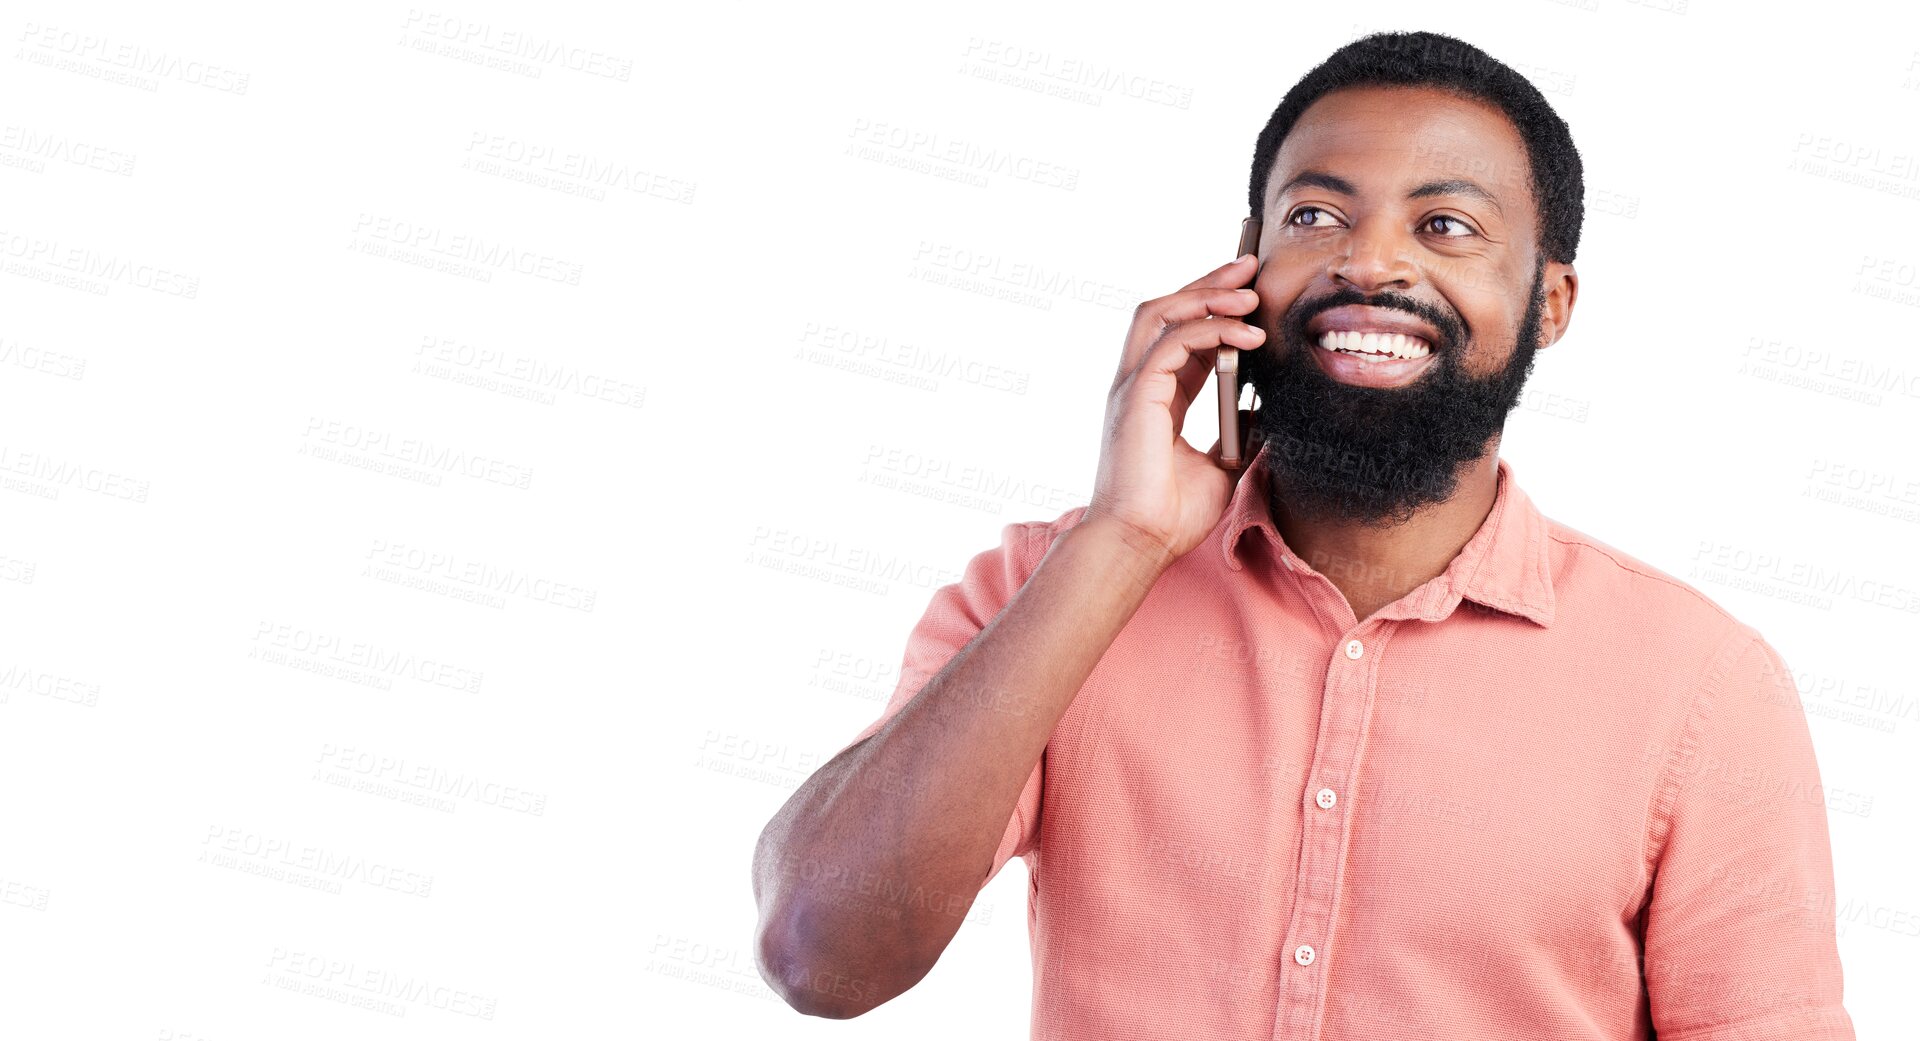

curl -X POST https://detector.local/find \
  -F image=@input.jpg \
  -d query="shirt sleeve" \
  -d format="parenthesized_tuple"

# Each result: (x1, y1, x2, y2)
(1641, 627, 1856, 1041)
(831, 517, 1061, 888)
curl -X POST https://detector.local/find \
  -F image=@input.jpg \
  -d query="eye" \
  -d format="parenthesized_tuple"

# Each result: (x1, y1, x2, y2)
(1424, 214, 1476, 237)
(1286, 205, 1343, 228)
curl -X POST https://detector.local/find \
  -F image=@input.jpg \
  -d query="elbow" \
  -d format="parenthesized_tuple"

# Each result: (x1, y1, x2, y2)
(754, 904, 894, 1019)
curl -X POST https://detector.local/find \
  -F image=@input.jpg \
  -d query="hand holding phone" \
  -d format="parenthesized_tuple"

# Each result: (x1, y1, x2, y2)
(1083, 239, 1268, 566)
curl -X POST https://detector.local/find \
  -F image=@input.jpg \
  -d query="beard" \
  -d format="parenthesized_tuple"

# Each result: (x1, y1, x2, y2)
(1238, 257, 1548, 529)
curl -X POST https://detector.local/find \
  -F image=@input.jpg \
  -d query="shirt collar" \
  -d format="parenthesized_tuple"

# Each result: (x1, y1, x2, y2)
(1218, 436, 1557, 627)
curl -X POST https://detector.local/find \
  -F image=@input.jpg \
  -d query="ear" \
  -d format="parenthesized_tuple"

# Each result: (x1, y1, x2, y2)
(1538, 262, 1578, 349)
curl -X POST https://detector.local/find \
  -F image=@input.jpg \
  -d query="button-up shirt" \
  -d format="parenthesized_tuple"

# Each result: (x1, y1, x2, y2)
(837, 438, 1855, 1040)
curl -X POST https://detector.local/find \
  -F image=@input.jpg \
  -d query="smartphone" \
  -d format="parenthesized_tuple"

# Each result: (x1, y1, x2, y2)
(1218, 216, 1263, 470)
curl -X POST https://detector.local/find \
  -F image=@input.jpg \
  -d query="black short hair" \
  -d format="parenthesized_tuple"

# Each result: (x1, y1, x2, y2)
(1247, 30, 1584, 265)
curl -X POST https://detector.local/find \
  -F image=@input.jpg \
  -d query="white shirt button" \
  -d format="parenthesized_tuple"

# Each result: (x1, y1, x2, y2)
(1345, 639, 1364, 659)
(1316, 788, 1337, 810)
(1294, 944, 1315, 966)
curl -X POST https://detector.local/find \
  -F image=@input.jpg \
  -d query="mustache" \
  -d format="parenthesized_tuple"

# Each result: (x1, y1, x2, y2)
(1284, 288, 1465, 350)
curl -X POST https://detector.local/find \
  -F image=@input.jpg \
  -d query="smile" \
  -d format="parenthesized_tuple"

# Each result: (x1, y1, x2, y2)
(1316, 330, 1431, 359)
(1311, 330, 1438, 387)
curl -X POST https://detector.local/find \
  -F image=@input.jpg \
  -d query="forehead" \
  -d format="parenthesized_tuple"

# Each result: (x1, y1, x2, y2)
(1266, 84, 1534, 218)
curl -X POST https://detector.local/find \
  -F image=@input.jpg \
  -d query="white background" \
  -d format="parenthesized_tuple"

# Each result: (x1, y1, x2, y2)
(2, 1, 1916, 1037)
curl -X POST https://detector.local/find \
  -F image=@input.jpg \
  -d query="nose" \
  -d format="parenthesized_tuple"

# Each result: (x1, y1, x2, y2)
(1327, 216, 1417, 293)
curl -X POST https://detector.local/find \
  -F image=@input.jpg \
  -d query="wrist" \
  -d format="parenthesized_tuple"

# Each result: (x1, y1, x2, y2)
(1070, 514, 1177, 583)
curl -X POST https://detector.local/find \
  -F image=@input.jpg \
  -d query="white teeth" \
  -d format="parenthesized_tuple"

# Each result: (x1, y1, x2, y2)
(1315, 330, 1432, 360)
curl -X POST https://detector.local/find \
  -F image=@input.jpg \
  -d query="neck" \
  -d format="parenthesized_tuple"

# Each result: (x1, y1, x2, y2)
(1270, 442, 1503, 625)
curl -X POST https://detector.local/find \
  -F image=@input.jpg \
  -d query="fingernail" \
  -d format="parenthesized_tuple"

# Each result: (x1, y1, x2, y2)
(1238, 253, 1256, 263)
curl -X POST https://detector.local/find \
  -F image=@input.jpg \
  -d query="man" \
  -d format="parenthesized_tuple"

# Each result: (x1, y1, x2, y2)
(752, 30, 1855, 1040)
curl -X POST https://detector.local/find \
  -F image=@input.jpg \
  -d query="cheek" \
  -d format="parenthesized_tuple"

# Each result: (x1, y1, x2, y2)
(1446, 274, 1525, 341)
(1253, 272, 1312, 330)
(1454, 303, 1527, 377)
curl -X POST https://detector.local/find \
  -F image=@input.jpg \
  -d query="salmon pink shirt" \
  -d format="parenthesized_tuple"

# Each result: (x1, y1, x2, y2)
(837, 439, 1854, 1040)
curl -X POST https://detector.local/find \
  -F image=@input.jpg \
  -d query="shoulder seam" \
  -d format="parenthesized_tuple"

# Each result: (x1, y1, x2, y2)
(1545, 531, 1740, 627)
(1642, 622, 1761, 881)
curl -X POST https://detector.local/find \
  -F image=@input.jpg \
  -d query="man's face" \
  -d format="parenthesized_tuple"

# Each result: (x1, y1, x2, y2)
(1240, 84, 1576, 528)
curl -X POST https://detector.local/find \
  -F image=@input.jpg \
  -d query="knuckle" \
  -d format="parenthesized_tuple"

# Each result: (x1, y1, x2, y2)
(1135, 293, 1177, 326)
(1173, 318, 1211, 347)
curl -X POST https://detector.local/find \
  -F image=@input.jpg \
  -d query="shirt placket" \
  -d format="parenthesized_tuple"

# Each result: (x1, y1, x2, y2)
(1271, 622, 1382, 1041)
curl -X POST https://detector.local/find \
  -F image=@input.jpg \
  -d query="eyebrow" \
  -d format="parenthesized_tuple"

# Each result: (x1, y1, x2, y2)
(1276, 169, 1504, 215)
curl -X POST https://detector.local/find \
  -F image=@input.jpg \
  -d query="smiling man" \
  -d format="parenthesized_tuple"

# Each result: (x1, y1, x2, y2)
(753, 30, 1856, 1040)
(1233, 52, 1573, 622)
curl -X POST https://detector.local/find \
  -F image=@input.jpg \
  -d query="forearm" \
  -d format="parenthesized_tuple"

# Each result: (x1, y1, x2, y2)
(753, 517, 1170, 1015)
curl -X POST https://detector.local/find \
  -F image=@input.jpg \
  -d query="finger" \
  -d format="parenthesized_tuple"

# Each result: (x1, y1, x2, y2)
(1124, 317, 1265, 427)
(1117, 254, 1259, 379)
(1119, 286, 1262, 378)
(1168, 344, 1216, 426)
(1168, 337, 1265, 435)
(1144, 315, 1265, 381)
(1176, 253, 1258, 295)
